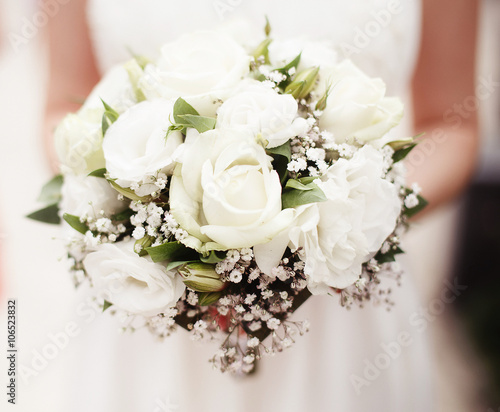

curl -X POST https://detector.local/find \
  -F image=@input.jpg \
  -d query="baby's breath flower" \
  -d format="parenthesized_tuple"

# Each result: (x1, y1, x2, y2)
(229, 269, 243, 283)
(266, 318, 280, 330)
(244, 294, 257, 305)
(248, 268, 261, 281)
(247, 337, 260, 348)
(287, 158, 307, 172)
(248, 321, 262, 332)
(404, 193, 419, 209)
(132, 226, 145, 240)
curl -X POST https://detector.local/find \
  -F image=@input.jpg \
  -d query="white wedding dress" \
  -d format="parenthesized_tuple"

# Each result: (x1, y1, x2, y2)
(62, 1, 434, 411)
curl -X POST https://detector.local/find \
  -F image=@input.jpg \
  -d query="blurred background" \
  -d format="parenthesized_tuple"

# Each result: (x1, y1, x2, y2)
(0, 1, 499, 411)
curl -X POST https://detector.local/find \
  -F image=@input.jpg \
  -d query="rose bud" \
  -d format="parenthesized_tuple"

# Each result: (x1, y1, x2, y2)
(179, 263, 226, 293)
(285, 67, 319, 100)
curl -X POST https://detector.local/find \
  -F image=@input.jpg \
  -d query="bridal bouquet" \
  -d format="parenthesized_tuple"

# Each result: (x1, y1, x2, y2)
(30, 23, 426, 373)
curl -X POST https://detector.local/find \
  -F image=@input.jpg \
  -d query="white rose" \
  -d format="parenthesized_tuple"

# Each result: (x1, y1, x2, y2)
(60, 174, 125, 218)
(55, 65, 137, 176)
(83, 241, 185, 316)
(317, 60, 404, 145)
(289, 146, 401, 293)
(79, 64, 136, 123)
(54, 114, 105, 175)
(102, 99, 183, 195)
(216, 82, 308, 148)
(170, 128, 294, 253)
(139, 31, 250, 116)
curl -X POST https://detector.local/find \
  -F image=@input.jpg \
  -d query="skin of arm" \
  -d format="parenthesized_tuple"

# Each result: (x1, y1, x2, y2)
(43, 0, 100, 172)
(410, 0, 480, 214)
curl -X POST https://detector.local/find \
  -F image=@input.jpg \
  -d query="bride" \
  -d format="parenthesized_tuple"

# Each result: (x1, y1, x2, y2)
(43, 0, 479, 411)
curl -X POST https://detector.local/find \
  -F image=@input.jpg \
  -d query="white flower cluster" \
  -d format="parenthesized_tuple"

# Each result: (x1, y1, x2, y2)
(44, 25, 425, 374)
(129, 200, 187, 251)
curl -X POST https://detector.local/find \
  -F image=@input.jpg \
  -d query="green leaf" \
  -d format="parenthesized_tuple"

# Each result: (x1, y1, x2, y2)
(37, 175, 63, 204)
(102, 300, 113, 312)
(88, 168, 107, 178)
(253, 38, 272, 64)
(285, 179, 314, 191)
(111, 208, 134, 222)
(145, 241, 198, 263)
(101, 99, 119, 136)
(276, 53, 302, 75)
(101, 99, 118, 116)
(375, 246, 404, 264)
(285, 80, 305, 99)
(297, 176, 317, 185)
(282, 183, 327, 209)
(26, 203, 61, 224)
(63, 213, 89, 235)
(200, 250, 227, 264)
(169, 98, 202, 135)
(392, 143, 417, 164)
(173, 98, 199, 123)
(404, 194, 429, 219)
(166, 260, 198, 271)
(108, 180, 150, 202)
(266, 142, 291, 161)
(176, 114, 216, 134)
(198, 291, 222, 306)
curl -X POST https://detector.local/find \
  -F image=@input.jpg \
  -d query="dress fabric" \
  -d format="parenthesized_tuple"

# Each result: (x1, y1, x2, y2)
(66, 1, 434, 411)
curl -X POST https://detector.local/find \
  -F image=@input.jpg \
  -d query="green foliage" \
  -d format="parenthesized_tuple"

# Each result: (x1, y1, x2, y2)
(101, 99, 119, 136)
(26, 204, 61, 224)
(275, 53, 302, 89)
(111, 208, 134, 222)
(27, 175, 63, 224)
(281, 181, 327, 209)
(198, 291, 222, 306)
(285, 179, 314, 191)
(88, 168, 107, 178)
(200, 250, 227, 264)
(375, 246, 404, 263)
(63, 213, 89, 235)
(285, 67, 319, 100)
(392, 143, 417, 164)
(102, 300, 113, 312)
(108, 180, 150, 202)
(276, 53, 302, 76)
(166, 98, 216, 138)
(266, 142, 291, 161)
(166, 260, 198, 271)
(252, 38, 272, 64)
(145, 241, 198, 263)
(173, 97, 199, 122)
(176, 114, 216, 134)
(37, 175, 63, 204)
